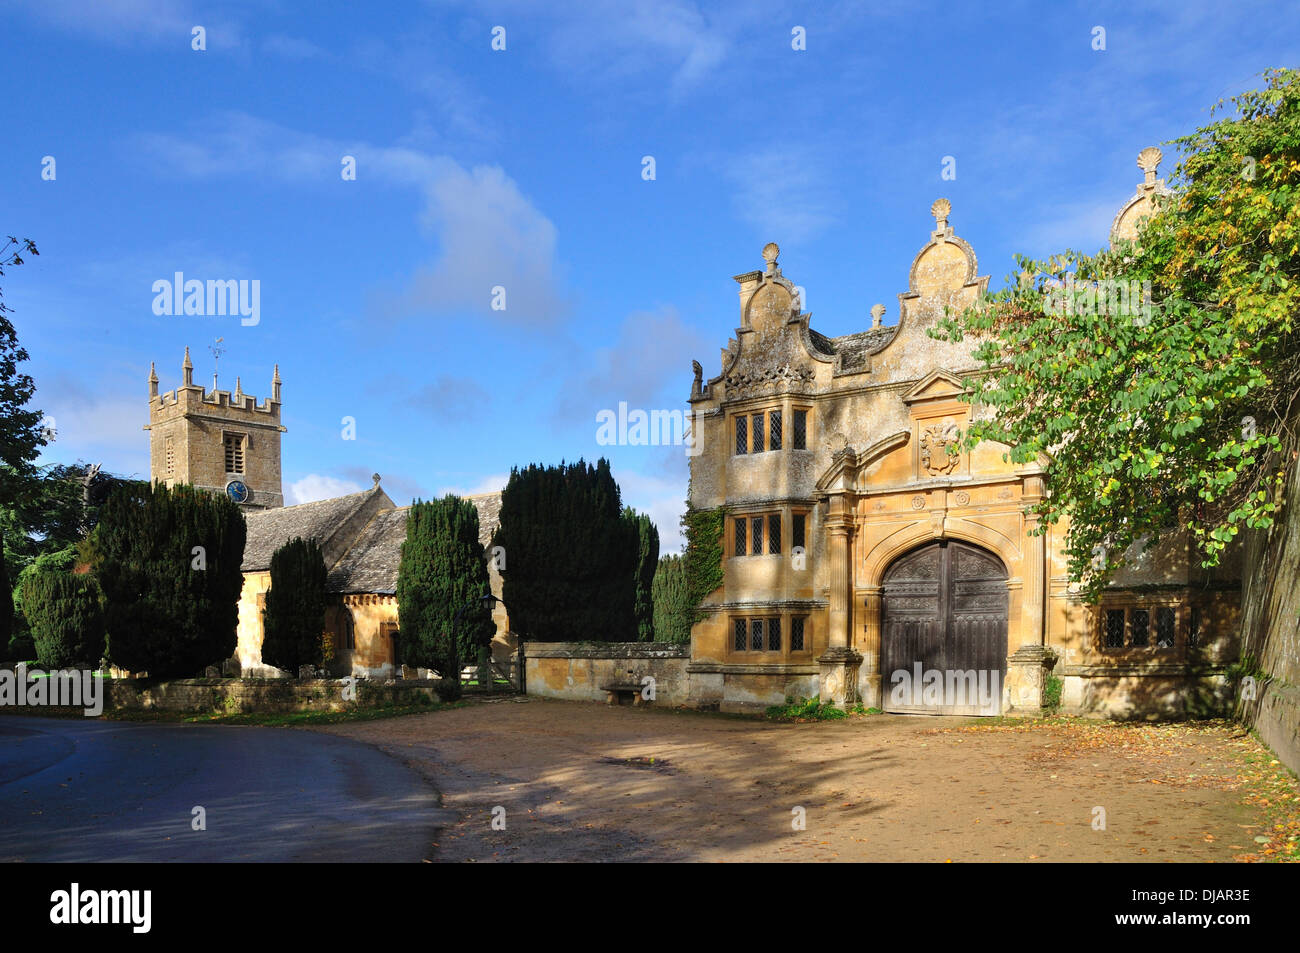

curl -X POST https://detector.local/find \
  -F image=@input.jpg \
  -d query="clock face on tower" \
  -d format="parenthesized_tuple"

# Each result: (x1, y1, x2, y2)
(225, 480, 250, 504)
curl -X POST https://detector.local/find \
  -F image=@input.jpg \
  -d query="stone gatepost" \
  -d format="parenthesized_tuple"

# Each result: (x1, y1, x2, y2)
(820, 646, 863, 707)
(1004, 645, 1055, 715)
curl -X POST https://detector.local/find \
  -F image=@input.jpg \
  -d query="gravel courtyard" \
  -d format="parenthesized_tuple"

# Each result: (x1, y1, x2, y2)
(321, 697, 1298, 863)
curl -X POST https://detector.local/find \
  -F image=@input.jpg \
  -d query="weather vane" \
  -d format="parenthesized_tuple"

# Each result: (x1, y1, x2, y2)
(209, 337, 226, 390)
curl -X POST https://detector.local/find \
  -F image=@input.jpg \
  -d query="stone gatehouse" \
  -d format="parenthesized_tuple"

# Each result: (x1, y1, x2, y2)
(683, 148, 1241, 716)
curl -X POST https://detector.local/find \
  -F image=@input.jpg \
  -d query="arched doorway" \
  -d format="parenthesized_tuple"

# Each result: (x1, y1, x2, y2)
(880, 540, 1008, 715)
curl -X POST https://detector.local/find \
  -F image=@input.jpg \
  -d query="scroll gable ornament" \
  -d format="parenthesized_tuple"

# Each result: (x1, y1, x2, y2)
(725, 361, 815, 397)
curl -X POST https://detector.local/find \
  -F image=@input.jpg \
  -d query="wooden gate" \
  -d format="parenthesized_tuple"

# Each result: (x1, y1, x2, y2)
(880, 540, 1008, 715)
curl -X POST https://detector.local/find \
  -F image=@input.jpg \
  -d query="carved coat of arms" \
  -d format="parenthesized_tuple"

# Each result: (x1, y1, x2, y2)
(920, 421, 961, 475)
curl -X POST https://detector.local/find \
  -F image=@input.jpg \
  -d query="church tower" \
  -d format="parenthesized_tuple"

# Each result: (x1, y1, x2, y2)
(145, 347, 286, 509)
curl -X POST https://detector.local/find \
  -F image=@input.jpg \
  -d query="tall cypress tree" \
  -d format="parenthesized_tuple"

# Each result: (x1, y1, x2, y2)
(492, 459, 640, 642)
(396, 495, 493, 676)
(624, 507, 659, 641)
(95, 482, 246, 678)
(651, 554, 694, 644)
(261, 537, 328, 673)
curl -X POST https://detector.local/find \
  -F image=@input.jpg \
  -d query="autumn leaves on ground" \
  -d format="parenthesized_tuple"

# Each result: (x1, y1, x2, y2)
(321, 697, 1299, 863)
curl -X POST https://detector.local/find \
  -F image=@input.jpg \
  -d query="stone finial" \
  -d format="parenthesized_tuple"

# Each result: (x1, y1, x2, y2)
(870, 303, 885, 329)
(1137, 146, 1162, 188)
(233, 376, 242, 398)
(372, 473, 382, 486)
(930, 198, 951, 231)
(762, 242, 780, 274)
(148, 361, 158, 398)
(272, 363, 282, 402)
(691, 359, 703, 399)
(182, 346, 193, 387)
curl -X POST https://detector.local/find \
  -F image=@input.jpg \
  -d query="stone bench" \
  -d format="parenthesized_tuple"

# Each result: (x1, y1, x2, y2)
(601, 683, 646, 706)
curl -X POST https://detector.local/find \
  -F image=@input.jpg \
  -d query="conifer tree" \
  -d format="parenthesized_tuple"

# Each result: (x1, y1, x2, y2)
(396, 495, 493, 677)
(95, 482, 246, 678)
(261, 537, 328, 673)
(491, 459, 640, 642)
(624, 507, 659, 641)
(651, 554, 694, 644)
(21, 571, 104, 669)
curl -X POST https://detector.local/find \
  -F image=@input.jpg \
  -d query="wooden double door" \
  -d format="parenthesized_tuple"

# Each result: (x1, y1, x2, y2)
(880, 540, 1008, 715)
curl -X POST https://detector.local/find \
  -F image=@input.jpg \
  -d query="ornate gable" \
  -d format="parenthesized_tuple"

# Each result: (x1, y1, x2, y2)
(1110, 146, 1172, 245)
(711, 243, 832, 401)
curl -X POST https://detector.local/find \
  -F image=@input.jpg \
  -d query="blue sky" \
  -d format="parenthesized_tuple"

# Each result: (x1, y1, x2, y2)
(4, 0, 1297, 552)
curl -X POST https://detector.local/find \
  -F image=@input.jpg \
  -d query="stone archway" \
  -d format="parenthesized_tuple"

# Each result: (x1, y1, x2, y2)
(880, 539, 1008, 715)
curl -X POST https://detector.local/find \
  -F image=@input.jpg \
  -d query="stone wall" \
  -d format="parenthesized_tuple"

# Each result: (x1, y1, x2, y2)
(106, 676, 441, 713)
(1238, 427, 1300, 774)
(525, 642, 691, 705)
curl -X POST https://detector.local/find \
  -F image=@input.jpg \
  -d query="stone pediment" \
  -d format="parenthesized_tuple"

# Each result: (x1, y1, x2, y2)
(901, 369, 970, 405)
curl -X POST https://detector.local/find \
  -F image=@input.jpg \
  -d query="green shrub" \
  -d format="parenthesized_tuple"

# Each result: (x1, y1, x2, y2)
(95, 482, 246, 678)
(21, 571, 105, 669)
(766, 696, 848, 721)
(1043, 675, 1064, 712)
(434, 678, 463, 703)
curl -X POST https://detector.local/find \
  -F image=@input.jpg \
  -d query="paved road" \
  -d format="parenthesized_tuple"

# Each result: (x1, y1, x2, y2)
(0, 716, 451, 862)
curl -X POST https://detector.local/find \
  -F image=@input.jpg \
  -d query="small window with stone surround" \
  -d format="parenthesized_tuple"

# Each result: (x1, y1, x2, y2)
(791, 616, 806, 651)
(732, 616, 782, 654)
(1099, 603, 1183, 652)
(793, 409, 809, 450)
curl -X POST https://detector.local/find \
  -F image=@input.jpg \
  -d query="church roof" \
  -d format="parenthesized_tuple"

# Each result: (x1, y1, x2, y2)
(323, 491, 505, 594)
(241, 485, 391, 572)
(326, 506, 410, 594)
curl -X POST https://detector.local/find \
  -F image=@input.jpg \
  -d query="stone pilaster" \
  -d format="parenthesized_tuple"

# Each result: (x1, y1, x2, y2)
(818, 495, 861, 706)
(857, 586, 883, 708)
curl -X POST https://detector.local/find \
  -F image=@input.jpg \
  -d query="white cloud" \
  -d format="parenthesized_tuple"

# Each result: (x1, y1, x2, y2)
(546, 0, 730, 94)
(287, 474, 365, 505)
(436, 474, 509, 498)
(723, 147, 837, 243)
(615, 466, 689, 554)
(393, 162, 570, 324)
(134, 113, 570, 325)
(1018, 198, 1123, 259)
(11, 0, 241, 47)
(556, 305, 707, 424)
(35, 393, 149, 479)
